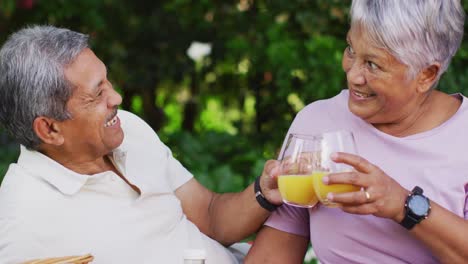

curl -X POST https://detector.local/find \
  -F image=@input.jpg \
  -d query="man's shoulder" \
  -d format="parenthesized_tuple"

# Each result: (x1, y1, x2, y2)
(118, 109, 146, 126)
(118, 110, 158, 136)
(115, 110, 172, 169)
(0, 164, 51, 217)
(118, 109, 163, 147)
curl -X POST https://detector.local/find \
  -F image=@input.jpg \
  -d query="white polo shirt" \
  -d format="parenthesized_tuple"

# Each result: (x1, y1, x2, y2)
(0, 110, 237, 264)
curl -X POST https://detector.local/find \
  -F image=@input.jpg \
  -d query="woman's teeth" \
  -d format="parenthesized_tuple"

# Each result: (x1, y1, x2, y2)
(104, 115, 118, 127)
(353, 90, 375, 98)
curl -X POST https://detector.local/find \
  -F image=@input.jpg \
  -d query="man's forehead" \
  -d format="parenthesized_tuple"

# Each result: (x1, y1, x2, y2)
(65, 49, 106, 88)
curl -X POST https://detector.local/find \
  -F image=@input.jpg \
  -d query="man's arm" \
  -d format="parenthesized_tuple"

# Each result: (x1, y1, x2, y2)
(244, 226, 309, 264)
(175, 160, 281, 245)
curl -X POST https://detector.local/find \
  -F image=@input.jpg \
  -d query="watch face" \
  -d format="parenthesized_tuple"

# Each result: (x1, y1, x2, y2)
(408, 195, 429, 216)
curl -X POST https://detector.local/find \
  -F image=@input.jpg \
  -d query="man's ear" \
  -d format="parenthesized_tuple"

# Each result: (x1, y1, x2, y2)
(417, 63, 440, 93)
(33, 116, 64, 146)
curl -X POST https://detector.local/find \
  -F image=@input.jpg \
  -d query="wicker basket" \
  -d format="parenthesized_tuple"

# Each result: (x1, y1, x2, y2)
(23, 254, 94, 264)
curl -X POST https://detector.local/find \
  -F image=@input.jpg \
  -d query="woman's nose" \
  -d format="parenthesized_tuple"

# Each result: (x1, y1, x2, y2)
(346, 62, 366, 86)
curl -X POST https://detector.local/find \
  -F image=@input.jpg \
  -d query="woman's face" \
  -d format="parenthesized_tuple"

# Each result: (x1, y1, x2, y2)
(342, 26, 424, 125)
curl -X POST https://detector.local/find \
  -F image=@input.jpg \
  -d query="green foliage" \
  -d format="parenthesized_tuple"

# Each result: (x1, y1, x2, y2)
(1, 2, 468, 263)
(1, 0, 468, 192)
(0, 131, 19, 183)
(162, 131, 268, 193)
(0, 0, 467, 193)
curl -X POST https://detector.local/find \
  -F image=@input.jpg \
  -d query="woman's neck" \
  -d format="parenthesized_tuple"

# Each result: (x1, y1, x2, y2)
(373, 90, 461, 137)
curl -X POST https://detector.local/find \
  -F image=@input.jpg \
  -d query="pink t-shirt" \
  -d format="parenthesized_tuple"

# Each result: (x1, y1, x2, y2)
(266, 90, 468, 264)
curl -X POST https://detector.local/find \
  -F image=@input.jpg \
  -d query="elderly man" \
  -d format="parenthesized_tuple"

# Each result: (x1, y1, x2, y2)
(0, 26, 281, 263)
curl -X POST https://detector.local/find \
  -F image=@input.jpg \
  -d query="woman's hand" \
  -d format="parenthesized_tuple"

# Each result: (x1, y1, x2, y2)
(323, 152, 409, 222)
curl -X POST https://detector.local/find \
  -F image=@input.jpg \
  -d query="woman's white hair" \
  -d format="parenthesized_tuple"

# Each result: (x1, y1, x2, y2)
(350, 0, 465, 81)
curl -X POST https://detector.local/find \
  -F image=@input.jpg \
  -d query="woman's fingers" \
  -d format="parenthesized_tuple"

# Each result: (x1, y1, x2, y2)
(331, 152, 373, 173)
(328, 188, 374, 205)
(339, 203, 380, 215)
(325, 171, 370, 188)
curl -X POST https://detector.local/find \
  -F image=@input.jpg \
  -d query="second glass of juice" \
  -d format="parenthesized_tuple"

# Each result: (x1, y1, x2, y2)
(278, 134, 319, 208)
(311, 130, 360, 207)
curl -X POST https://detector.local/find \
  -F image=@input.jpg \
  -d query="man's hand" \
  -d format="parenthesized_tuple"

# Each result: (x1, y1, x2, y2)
(259, 160, 283, 206)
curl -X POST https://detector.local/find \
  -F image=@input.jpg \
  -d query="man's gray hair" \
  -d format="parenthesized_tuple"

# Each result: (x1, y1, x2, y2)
(0, 25, 89, 150)
(350, 0, 465, 81)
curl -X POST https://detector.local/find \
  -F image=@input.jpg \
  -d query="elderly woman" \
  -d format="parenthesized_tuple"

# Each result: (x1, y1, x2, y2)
(245, 0, 467, 263)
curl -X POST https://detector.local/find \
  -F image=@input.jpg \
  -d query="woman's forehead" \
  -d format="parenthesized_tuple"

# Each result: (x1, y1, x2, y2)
(347, 26, 405, 67)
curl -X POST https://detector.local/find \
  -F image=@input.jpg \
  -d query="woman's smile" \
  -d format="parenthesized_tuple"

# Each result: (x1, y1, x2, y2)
(349, 88, 377, 101)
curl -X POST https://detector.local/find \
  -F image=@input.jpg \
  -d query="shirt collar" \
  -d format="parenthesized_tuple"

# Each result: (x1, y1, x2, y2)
(17, 145, 128, 196)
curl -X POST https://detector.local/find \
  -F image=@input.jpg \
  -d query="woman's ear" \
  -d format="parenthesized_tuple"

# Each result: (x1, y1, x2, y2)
(33, 117, 64, 146)
(417, 63, 440, 93)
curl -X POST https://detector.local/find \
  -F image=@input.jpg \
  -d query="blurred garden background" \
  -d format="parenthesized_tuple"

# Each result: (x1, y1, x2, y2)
(1, 1, 468, 262)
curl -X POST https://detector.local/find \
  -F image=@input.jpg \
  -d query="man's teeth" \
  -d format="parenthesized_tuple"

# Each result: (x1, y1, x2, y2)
(353, 90, 375, 98)
(104, 116, 117, 127)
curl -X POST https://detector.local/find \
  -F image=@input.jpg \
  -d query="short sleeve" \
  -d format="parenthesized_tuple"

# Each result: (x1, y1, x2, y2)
(264, 204, 310, 237)
(165, 146, 193, 190)
(117, 110, 193, 193)
(464, 184, 468, 219)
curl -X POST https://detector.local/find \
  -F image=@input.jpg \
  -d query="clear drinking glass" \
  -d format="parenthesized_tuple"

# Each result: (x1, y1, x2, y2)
(311, 130, 360, 207)
(278, 133, 319, 208)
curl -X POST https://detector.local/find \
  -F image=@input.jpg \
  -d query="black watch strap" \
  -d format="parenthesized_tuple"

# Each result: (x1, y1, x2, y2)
(254, 176, 278, 212)
(400, 213, 419, 229)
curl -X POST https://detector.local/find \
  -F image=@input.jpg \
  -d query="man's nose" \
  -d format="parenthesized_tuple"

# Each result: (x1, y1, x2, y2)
(108, 88, 122, 107)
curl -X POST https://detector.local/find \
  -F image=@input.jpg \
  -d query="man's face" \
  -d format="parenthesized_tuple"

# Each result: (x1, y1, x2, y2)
(60, 48, 124, 159)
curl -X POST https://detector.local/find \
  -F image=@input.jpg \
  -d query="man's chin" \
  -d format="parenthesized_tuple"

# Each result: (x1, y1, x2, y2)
(107, 132, 125, 151)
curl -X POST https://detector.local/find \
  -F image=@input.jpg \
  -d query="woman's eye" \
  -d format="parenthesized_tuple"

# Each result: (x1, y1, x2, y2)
(347, 45, 355, 55)
(367, 61, 379, 70)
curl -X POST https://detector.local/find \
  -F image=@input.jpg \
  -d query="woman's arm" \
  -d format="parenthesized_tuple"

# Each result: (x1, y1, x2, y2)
(327, 152, 468, 263)
(245, 226, 310, 264)
(403, 202, 468, 263)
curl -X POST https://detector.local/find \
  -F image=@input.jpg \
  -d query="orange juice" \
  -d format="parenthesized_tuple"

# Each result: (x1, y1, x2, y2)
(312, 171, 360, 206)
(278, 174, 318, 207)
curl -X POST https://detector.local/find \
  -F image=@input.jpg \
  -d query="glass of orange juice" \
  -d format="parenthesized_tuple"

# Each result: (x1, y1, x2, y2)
(311, 130, 360, 207)
(278, 134, 319, 208)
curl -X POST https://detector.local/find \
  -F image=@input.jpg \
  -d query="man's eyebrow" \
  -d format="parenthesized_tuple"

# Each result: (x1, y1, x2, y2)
(87, 79, 103, 97)
(92, 66, 108, 93)
(96, 80, 104, 88)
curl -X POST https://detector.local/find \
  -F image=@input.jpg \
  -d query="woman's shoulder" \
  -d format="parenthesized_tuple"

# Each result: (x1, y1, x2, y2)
(438, 92, 468, 128)
(297, 90, 349, 119)
(288, 90, 354, 134)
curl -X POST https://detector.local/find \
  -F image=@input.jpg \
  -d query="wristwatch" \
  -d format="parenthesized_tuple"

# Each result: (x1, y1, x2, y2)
(400, 186, 431, 230)
(254, 176, 279, 212)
